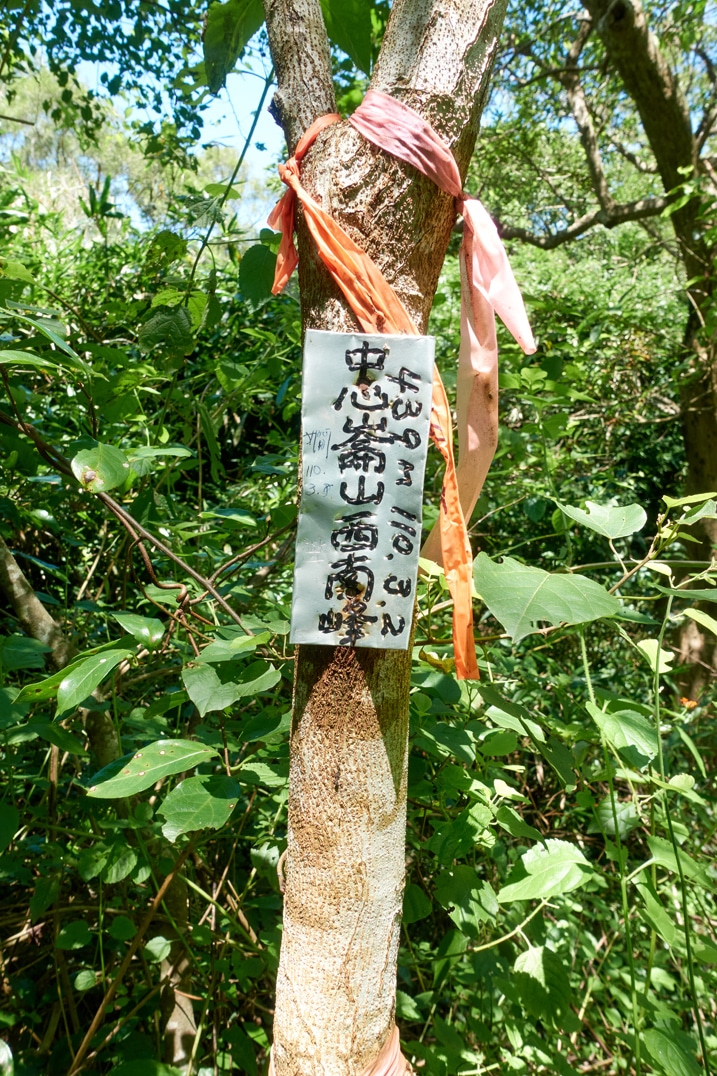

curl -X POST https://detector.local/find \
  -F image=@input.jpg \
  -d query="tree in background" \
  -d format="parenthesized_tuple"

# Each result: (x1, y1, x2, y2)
(484, 0, 717, 686)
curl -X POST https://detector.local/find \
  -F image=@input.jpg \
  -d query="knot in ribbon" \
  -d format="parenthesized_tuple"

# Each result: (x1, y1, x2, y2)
(268, 90, 535, 681)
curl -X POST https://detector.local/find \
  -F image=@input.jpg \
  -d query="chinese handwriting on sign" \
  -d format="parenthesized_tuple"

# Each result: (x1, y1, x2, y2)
(291, 331, 435, 650)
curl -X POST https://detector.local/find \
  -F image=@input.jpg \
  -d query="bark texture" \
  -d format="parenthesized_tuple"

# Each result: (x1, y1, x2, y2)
(261, 1, 507, 1072)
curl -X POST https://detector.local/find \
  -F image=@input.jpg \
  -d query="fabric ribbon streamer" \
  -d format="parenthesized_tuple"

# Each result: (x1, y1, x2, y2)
(268, 91, 535, 682)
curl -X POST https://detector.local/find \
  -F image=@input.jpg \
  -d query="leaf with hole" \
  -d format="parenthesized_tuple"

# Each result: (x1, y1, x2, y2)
(87, 739, 219, 798)
(473, 554, 620, 643)
(71, 444, 131, 493)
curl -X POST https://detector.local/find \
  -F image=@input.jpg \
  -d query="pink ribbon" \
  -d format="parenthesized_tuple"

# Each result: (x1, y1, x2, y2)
(350, 90, 536, 556)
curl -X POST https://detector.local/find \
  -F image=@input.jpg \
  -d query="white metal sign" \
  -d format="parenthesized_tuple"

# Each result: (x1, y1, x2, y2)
(290, 330, 434, 649)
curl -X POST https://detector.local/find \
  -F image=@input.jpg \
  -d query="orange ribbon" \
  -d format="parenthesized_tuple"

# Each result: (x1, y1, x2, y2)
(269, 97, 534, 679)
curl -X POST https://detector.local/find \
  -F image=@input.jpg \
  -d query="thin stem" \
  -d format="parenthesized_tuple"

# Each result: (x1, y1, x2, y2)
(579, 629, 641, 1074)
(187, 69, 274, 286)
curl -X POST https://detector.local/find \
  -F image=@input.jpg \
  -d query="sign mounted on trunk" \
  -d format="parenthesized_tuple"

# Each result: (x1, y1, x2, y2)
(290, 330, 434, 649)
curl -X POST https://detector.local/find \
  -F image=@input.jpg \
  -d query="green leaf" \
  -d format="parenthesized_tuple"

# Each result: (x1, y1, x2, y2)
(27, 719, 87, 755)
(182, 659, 280, 717)
(473, 554, 620, 643)
(0, 635, 50, 671)
(642, 1028, 701, 1076)
(0, 348, 56, 369)
(403, 883, 433, 925)
(556, 500, 647, 538)
(108, 915, 137, 941)
(197, 633, 267, 664)
(56, 649, 134, 715)
(426, 803, 492, 863)
(71, 444, 131, 493)
(138, 306, 194, 358)
(14, 641, 129, 705)
(0, 803, 19, 852)
(238, 760, 288, 789)
(4, 312, 92, 375)
(662, 491, 717, 508)
(645, 836, 713, 889)
(434, 866, 498, 937)
(56, 920, 92, 949)
(159, 774, 240, 842)
(102, 843, 138, 884)
(634, 877, 680, 947)
(78, 846, 109, 882)
(636, 638, 673, 673)
(479, 684, 546, 742)
(126, 444, 192, 476)
(396, 990, 422, 1022)
(586, 702, 658, 768)
(112, 613, 165, 648)
(321, 0, 372, 74)
(239, 244, 277, 304)
(74, 969, 97, 992)
(144, 936, 172, 963)
(513, 945, 576, 1030)
(30, 876, 60, 921)
(203, 0, 265, 93)
(200, 506, 257, 528)
(683, 606, 717, 637)
(498, 839, 593, 903)
(493, 805, 543, 842)
(87, 739, 219, 798)
(0, 257, 35, 283)
(588, 798, 641, 838)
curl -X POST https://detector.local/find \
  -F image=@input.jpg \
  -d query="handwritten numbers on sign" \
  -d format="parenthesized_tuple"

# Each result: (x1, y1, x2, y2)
(291, 331, 434, 650)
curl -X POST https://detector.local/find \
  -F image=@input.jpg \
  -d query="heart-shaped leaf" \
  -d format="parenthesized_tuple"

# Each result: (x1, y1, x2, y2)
(557, 500, 647, 538)
(473, 554, 620, 643)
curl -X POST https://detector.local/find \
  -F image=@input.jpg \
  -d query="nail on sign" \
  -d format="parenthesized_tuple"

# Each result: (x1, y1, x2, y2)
(291, 330, 434, 649)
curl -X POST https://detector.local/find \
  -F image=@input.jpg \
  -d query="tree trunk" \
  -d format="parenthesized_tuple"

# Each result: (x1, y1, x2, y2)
(583, 0, 717, 693)
(261, 1, 507, 1071)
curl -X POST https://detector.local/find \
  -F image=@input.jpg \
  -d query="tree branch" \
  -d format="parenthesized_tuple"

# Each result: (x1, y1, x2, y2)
(497, 193, 669, 248)
(0, 535, 74, 668)
(558, 17, 615, 212)
(262, 0, 335, 152)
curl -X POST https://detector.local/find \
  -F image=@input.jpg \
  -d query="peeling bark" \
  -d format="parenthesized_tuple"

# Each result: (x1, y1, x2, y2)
(260, 1, 507, 1072)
